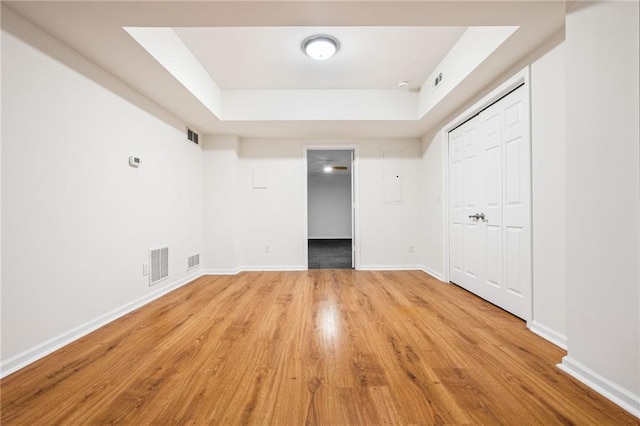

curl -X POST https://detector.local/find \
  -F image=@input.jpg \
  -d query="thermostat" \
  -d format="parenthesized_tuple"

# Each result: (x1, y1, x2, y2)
(129, 156, 141, 167)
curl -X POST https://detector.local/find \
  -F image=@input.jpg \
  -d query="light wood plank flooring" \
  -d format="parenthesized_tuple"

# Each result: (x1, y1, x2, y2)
(1, 271, 636, 424)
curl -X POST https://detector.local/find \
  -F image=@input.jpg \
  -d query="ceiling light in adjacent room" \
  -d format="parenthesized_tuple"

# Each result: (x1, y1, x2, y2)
(303, 35, 339, 60)
(323, 165, 333, 173)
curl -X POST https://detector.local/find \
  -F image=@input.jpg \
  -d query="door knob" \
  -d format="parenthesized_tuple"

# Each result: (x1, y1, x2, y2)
(468, 213, 487, 222)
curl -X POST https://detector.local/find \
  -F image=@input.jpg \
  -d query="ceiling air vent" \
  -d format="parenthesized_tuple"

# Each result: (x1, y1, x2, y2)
(150, 247, 169, 286)
(187, 127, 199, 144)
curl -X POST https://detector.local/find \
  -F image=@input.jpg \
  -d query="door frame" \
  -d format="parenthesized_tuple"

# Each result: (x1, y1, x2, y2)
(441, 67, 532, 321)
(303, 144, 360, 270)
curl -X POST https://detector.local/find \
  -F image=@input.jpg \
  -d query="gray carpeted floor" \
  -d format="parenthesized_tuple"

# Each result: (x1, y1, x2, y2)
(308, 239, 353, 269)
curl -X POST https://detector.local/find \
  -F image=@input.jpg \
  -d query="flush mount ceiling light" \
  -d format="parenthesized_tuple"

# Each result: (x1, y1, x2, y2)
(302, 35, 339, 60)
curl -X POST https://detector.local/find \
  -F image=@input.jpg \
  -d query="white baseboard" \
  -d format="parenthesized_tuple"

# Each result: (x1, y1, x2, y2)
(201, 268, 241, 275)
(0, 270, 204, 378)
(358, 264, 424, 271)
(420, 266, 446, 282)
(202, 266, 306, 274)
(240, 265, 306, 272)
(558, 356, 640, 418)
(307, 236, 352, 240)
(529, 321, 568, 350)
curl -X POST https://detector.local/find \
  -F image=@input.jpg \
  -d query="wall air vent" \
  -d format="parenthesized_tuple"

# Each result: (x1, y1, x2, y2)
(187, 254, 200, 270)
(187, 127, 199, 144)
(150, 247, 169, 286)
(434, 72, 443, 89)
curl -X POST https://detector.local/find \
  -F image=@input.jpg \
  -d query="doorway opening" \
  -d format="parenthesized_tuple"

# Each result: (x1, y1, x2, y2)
(306, 149, 355, 269)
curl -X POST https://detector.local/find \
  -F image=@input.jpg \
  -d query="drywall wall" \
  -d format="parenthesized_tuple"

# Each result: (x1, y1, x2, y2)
(124, 27, 222, 118)
(358, 141, 423, 268)
(234, 138, 423, 270)
(1, 20, 203, 373)
(529, 40, 567, 347)
(308, 173, 352, 239)
(223, 89, 418, 121)
(202, 135, 240, 273)
(420, 131, 444, 280)
(561, 0, 639, 413)
(237, 139, 306, 269)
(419, 26, 518, 117)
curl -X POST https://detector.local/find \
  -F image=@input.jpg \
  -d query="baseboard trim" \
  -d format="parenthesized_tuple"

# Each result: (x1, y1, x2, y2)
(420, 266, 446, 282)
(307, 236, 352, 240)
(201, 268, 241, 275)
(529, 321, 568, 350)
(557, 356, 640, 418)
(359, 264, 424, 271)
(240, 265, 306, 272)
(0, 270, 204, 378)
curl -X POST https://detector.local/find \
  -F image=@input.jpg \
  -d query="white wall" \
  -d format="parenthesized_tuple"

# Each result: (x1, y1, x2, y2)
(308, 173, 352, 239)
(202, 135, 240, 273)
(358, 141, 424, 268)
(419, 26, 518, 117)
(223, 90, 418, 121)
(561, 0, 639, 412)
(530, 41, 567, 347)
(420, 131, 445, 280)
(1, 17, 203, 374)
(205, 138, 423, 271)
(238, 139, 306, 269)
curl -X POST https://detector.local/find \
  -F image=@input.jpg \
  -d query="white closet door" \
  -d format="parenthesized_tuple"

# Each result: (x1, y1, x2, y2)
(450, 116, 478, 291)
(448, 85, 530, 320)
(499, 86, 531, 319)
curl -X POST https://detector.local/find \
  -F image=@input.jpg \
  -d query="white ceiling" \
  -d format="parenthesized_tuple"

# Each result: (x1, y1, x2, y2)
(174, 26, 466, 90)
(2, 1, 566, 138)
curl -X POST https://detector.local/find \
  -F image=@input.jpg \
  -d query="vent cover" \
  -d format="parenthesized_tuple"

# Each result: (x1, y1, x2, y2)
(150, 247, 169, 286)
(187, 127, 199, 144)
(434, 72, 443, 88)
(187, 254, 200, 270)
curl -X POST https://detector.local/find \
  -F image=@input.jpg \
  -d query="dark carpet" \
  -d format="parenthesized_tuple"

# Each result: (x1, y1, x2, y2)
(308, 239, 353, 269)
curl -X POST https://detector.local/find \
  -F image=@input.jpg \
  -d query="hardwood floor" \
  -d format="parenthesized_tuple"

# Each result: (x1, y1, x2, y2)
(1, 271, 636, 425)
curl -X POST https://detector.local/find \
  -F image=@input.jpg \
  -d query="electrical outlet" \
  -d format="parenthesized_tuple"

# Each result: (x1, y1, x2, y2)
(409, 245, 414, 253)
(142, 263, 149, 276)
(265, 245, 270, 253)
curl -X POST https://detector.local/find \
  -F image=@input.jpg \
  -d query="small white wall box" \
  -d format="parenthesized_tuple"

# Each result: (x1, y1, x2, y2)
(129, 156, 141, 167)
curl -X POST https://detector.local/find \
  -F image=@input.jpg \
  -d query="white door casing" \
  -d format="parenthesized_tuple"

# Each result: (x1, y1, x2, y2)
(351, 150, 356, 268)
(448, 84, 531, 320)
(303, 145, 360, 270)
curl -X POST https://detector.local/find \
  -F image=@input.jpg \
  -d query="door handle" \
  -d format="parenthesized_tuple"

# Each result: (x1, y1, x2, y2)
(468, 213, 487, 222)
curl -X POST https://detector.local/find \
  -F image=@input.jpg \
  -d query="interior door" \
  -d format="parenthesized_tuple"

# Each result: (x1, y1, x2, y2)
(448, 84, 530, 320)
(499, 86, 530, 319)
(449, 115, 482, 293)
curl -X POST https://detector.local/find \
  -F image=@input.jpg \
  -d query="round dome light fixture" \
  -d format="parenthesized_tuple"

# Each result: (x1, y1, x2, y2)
(302, 35, 339, 60)
(397, 80, 409, 89)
